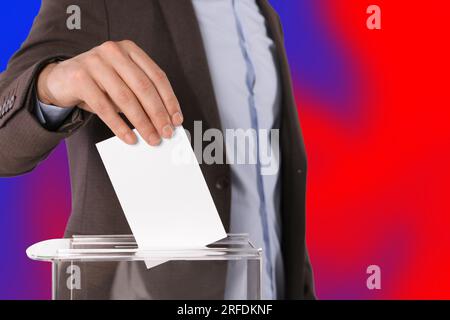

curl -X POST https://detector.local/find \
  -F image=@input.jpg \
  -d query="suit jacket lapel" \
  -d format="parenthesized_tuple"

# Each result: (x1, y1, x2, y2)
(158, 0, 223, 132)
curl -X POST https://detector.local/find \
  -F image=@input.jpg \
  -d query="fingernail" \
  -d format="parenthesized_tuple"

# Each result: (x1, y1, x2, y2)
(148, 133, 161, 146)
(124, 132, 137, 145)
(172, 112, 184, 126)
(162, 125, 174, 139)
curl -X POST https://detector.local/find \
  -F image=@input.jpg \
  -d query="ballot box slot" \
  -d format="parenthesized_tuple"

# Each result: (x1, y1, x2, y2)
(27, 234, 262, 261)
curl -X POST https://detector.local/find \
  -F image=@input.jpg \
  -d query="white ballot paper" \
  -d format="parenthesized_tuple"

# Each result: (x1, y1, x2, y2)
(96, 127, 227, 268)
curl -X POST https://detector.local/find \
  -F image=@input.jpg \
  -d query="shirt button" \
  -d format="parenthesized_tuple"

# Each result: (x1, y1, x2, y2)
(215, 177, 230, 190)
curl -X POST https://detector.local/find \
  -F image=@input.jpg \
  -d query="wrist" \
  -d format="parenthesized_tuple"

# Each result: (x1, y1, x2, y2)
(37, 63, 59, 105)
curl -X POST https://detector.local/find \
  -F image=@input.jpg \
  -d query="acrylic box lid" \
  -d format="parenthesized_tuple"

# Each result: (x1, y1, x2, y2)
(26, 234, 261, 262)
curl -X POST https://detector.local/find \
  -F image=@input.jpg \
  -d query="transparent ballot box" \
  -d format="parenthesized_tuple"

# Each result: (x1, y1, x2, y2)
(26, 234, 262, 300)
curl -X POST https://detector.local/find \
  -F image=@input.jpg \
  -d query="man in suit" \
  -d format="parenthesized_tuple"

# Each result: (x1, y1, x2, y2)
(0, 0, 314, 299)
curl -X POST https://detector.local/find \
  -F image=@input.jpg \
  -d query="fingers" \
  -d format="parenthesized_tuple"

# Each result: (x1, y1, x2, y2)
(120, 40, 183, 126)
(99, 42, 174, 140)
(85, 55, 162, 146)
(76, 71, 137, 145)
(71, 40, 183, 146)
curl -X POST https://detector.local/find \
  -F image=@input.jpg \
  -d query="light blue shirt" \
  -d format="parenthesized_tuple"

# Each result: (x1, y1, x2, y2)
(37, 0, 283, 300)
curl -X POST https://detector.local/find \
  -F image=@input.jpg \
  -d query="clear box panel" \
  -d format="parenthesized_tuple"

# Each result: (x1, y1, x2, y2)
(28, 234, 262, 300)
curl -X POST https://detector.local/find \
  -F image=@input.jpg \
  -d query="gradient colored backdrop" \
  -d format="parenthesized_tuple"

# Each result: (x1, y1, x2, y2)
(0, 1, 449, 299)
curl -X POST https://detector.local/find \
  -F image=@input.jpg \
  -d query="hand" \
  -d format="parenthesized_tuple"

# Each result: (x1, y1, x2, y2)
(37, 40, 183, 146)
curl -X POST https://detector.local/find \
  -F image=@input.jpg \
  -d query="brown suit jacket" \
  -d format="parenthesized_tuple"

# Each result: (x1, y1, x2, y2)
(0, 0, 314, 299)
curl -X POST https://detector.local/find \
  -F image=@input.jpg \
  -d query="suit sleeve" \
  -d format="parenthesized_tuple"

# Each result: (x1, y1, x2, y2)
(0, 0, 108, 176)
